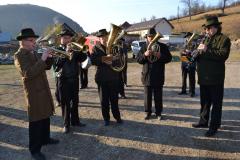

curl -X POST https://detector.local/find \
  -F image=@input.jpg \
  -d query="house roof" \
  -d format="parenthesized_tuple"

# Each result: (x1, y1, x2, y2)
(126, 18, 174, 32)
(120, 21, 131, 30)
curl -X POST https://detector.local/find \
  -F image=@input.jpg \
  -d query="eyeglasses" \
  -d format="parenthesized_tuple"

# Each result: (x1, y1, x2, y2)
(24, 38, 36, 43)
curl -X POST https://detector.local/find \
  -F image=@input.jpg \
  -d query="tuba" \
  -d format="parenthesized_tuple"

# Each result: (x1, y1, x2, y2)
(105, 23, 126, 72)
(147, 32, 162, 63)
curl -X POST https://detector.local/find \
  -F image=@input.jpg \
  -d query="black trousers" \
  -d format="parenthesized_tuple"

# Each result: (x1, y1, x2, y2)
(60, 78, 80, 127)
(79, 67, 88, 88)
(123, 64, 127, 85)
(97, 81, 121, 121)
(181, 67, 195, 94)
(199, 84, 224, 130)
(119, 72, 125, 96)
(144, 86, 163, 115)
(55, 77, 61, 104)
(29, 118, 50, 154)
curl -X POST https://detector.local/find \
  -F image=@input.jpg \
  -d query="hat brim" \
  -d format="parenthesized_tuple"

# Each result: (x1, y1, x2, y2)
(16, 35, 39, 41)
(96, 32, 108, 37)
(203, 22, 222, 27)
(58, 33, 74, 37)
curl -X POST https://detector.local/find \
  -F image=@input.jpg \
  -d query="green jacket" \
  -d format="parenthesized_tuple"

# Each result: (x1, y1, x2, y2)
(197, 32, 231, 85)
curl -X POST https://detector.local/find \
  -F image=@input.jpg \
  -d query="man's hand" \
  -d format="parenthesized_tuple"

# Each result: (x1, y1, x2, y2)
(102, 55, 113, 65)
(41, 49, 52, 61)
(155, 52, 161, 59)
(197, 44, 207, 53)
(144, 50, 152, 57)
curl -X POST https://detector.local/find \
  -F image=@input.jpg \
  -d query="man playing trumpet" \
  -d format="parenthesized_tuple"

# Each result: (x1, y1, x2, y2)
(14, 28, 59, 160)
(53, 29, 87, 133)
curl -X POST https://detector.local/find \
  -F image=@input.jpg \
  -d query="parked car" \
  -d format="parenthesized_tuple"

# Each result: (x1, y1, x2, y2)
(131, 40, 146, 59)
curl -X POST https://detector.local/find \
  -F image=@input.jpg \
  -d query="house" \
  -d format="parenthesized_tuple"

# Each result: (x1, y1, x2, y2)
(125, 18, 174, 40)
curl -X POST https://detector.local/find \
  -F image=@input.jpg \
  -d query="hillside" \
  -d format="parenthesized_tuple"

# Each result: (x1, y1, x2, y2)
(170, 5, 240, 40)
(0, 4, 86, 39)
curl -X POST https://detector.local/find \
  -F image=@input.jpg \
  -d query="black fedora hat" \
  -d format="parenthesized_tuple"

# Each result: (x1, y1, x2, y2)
(96, 29, 108, 37)
(146, 28, 157, 37)
(203, 16, 222, 27)
(58, 29, 74, 37)
(16, 28, 39, 41)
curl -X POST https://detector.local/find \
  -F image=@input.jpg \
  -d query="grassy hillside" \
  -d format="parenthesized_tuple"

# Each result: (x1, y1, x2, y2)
(170, 5, 240, 40)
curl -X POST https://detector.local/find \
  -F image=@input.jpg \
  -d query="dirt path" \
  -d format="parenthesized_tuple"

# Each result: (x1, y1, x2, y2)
(0, 61, 239, 160)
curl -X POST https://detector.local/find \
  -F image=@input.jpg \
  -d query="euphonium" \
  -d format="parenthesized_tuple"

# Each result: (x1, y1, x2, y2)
(105, 23, 126, 72)
(147, 32, 162, 63)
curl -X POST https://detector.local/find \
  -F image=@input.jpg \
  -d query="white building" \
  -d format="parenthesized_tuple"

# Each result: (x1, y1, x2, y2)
(125, 18, 174, 39)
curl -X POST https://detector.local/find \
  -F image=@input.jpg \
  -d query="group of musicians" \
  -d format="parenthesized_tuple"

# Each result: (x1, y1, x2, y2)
(14, 15, 231, 160)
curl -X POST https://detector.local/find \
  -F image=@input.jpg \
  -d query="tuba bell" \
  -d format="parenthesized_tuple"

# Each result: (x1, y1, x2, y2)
(146, 32, 162, 63)
(105, 23, 126, 72)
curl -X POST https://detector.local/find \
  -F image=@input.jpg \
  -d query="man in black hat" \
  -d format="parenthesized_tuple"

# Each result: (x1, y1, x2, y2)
(53, 28, 87, 133)
(14, 28, 59, 160)
(90, 29, 122, 126)
(179, 32, 196, 97)
(137, 28, 172, 120)
(192, 15, 231, 137)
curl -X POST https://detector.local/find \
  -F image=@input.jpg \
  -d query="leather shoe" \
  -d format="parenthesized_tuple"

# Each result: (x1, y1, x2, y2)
(178, 91, 187, 95)
(190, 93, 195, 97)
(205, 129, 217, 137)
(72, 122, 86, 127)
(42, 138, 59, 145)
(116, 119, 123, 124)
(145, 113, 151, 120)
(31, 152, 46, 160)
(104, 120, 110, 126)
(192, 123, 208, 128)
(63, 126, 70, 134)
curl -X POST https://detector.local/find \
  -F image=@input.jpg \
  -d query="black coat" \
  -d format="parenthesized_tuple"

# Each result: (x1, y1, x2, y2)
(90, 44, 119, 84)
(53, 45, 87, 79)
(137, 42, 172, 86)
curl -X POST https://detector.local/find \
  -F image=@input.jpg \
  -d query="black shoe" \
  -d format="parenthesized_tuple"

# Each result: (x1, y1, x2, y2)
(31, 152, 46, 160)
(104, 120, 110, 126)
(63, 126, 70, 134)
(145, 113, 151, 120)
(42, 138, 59, 145)
(205, 129, 217, 137)
(119, 95, 127, 99)
(116, 119, 123, 124)
(192, 123, 208, 128)
(190, 93, 195, 97)
(72, 122, 86, 127)
(178, 91, 187, 95)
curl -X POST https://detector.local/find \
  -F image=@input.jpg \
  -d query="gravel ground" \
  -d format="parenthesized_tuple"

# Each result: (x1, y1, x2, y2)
(0, 61, 239, 160)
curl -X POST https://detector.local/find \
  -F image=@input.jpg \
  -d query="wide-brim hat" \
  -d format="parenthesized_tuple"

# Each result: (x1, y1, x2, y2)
(96, 29, 108, 37)
(16, 28, 39, 41)
(146, 28, 157, 37)
(58, 29, 74, 37)
(203, 16, 222, 27)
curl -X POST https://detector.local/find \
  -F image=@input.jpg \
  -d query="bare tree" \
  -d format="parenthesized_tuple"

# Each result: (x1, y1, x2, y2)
(150, 15, 156, 20)
(220, 0, 230, 14)
(141, 17, 147, 22)
(181, 0, 192, 20)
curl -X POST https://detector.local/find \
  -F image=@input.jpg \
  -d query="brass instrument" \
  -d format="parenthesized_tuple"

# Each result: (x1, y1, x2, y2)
(104, 23, 126, 72)
(147, 32, 162, 63)
(181, 32, 208, 63)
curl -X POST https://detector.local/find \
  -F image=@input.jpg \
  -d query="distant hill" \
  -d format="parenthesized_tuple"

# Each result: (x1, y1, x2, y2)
(0, 4, 86, 39)
(170, 5, 240, 40)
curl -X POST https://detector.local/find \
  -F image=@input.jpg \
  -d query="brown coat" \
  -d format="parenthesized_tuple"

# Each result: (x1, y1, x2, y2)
(14, 48, 54, 122)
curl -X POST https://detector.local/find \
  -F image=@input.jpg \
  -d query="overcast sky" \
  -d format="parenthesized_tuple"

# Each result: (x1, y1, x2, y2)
(1, 0, 222, 33)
